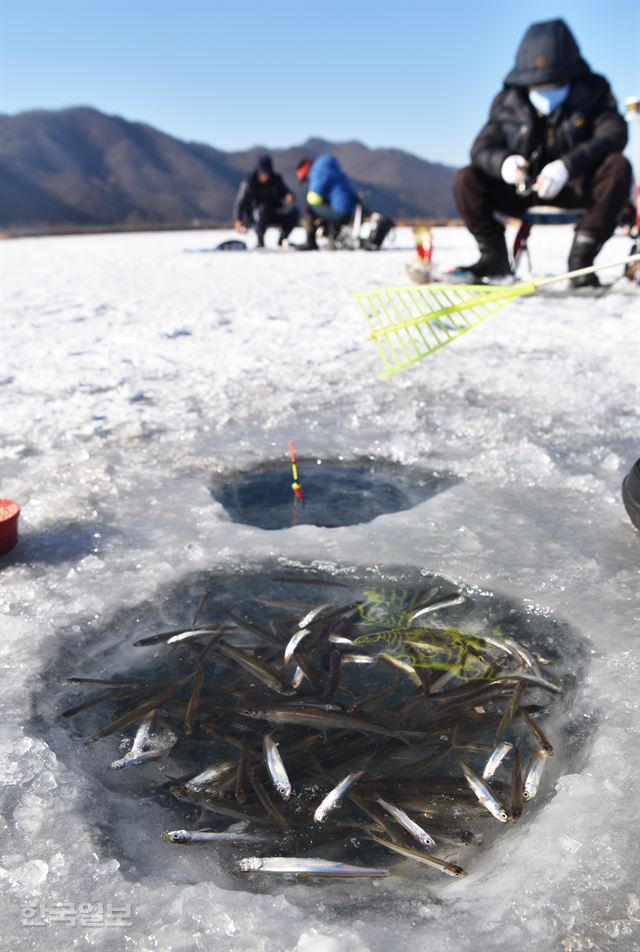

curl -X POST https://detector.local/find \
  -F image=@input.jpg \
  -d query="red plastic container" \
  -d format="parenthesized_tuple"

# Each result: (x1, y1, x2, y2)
(0, 499, 20, 556)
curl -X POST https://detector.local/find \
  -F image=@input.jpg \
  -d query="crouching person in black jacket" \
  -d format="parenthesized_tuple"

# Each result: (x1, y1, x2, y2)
(454, 19, 631, 286)
(233, 155, 299, 249)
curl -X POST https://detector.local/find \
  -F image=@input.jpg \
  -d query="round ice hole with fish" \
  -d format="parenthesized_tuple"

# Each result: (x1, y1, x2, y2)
(37, 563, 591, 890)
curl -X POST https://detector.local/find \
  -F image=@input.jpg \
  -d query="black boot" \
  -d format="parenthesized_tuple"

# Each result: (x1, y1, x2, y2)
(464, 233, 512, 280)
(293, 214, 318, 251)
(622, 459, 640, 531)
(568, 231, 603, 287)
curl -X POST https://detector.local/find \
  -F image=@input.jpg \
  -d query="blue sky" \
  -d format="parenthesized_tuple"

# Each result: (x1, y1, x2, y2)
(2, 0, 638, 166)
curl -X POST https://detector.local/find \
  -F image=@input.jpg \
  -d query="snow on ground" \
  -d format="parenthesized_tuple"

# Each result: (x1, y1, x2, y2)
(1, 224, 639, 952)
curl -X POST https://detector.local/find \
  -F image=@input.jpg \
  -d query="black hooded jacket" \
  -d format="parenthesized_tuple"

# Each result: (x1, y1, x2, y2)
(233, 171, 293, 223)
(470, 19, 627, 182)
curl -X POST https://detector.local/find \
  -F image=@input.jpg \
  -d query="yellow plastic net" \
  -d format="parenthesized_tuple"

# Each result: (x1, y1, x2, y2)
(354, 281, 537, 378)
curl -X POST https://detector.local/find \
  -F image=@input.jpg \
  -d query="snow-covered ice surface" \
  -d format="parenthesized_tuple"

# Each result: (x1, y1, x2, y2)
(1, 224, 639, 951)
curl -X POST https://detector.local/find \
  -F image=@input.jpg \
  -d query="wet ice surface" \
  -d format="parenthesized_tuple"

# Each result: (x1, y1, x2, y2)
(1, 225, 639, 951)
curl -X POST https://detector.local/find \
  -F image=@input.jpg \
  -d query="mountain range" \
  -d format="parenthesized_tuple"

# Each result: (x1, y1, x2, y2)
(0, 106, 460, 232)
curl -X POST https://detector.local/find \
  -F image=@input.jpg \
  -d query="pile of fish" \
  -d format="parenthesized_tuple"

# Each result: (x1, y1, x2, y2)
(64, 577, 561, 881)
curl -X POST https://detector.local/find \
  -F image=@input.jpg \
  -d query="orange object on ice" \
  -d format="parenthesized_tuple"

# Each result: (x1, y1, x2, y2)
(0, 499, 20, 556)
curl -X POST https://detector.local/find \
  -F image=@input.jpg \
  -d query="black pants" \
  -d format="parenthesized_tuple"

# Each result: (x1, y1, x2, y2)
(252, 203, 299, 241)
(454, 153, 632, 243)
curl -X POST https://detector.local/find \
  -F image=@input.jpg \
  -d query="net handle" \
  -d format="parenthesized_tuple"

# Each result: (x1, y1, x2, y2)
(532, 253, 640, 289)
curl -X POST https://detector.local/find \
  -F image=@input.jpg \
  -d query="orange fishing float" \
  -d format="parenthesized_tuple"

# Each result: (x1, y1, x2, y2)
(288, 440, 304, 503)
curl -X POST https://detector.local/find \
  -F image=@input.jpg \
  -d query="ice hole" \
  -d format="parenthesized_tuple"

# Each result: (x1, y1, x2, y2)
(210, 457, 458, 529)
(34, 563, 592, 892)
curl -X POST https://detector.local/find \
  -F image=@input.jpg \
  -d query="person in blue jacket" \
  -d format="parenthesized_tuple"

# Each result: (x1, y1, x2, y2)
(294, 155, 359, 250)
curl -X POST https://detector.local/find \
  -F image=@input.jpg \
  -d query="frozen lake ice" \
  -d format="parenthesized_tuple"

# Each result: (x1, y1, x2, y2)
(1, 224, 639, 951)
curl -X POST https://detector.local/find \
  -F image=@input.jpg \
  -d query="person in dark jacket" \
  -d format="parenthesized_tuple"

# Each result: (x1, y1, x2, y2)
(454, 19, 632, 286)
(233, 154, 299, 248)
(294, 155, 359, 250)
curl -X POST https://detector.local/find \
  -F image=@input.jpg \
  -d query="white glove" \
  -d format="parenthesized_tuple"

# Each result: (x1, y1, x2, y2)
(534, 160, 570, 200)
(501, 154, 528, 185)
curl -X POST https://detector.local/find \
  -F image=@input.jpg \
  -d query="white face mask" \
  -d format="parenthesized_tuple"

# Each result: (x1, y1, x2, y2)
(528, 84, 570, 115)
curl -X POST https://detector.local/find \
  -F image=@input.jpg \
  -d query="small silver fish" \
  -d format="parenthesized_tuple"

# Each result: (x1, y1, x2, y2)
(284, 628, 311, 664)
(238, 705, 415, 742)
(161, 829, 272, 844)
(236, 856, 389, 877)
(166, 627, 219, 645)
(521, 710, 554, 754)
(110, 715, 176, 770)
(298, 604, 331, 628)
(511, 749, 523, 821)
(263, 735, 292, 800)
(523, 749, 550, 800)
(459, 760, 509, 822)
(491, 672, 562, 694)
(290, 666, 306, 689)
(215, 641, 292, 695)
(368, 834, 466, 877)
(503, 636, 543, 677)
(482, 741, 513, 780)
(377, 653, 422, 686)
(328, 632, 357, 646)
(375, 797, 436, 849)
(186, 759, 237, 790)
(409, 595, 465, 623)
(110, 748, 166, 770)
(314, 771, 364, 823)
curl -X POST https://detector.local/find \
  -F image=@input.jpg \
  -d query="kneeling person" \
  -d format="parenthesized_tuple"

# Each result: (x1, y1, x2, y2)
(294, 155, 359, 250)
(233, 155, 299, 249)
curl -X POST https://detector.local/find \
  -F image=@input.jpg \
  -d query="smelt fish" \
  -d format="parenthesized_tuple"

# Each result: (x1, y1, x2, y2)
(502, 636, 543, 677)
(375, 797, 436, 849)
(162, 830, 272, 844)
(378, 653, 422, 687)
(167, 628, 220, 645)
(482, 741, 513, 781)
(298, 604, 331, 629)
(237, 705, 418, 742)
(186, 760, 237, 790)
(314, 771, 364, 823)
(170, 785, 274, 824)
(368, 834, 466, 877)
(110, 714, 177, 769)
(409, 595, 465, 623)
(235, 743, 250, 804)
(491, 672, 562, 694)
(236, 857, 389, 877)
(284, 628, 311, 665)
(322, 651, 342, 701)
(521, 710, 554, 754)
(328, 633, 357, 647)
(257, 598, 317, 611)
(523, 749, 550, 800)
(214, 641, 292, 695)
(110, 748, 163, 769)
(271, 577, 352, 588)
(510, 749, 523, 821)
(459, 760, 509, 822)
(291, 666, 306, 690)
(263, 735, 292, 800)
